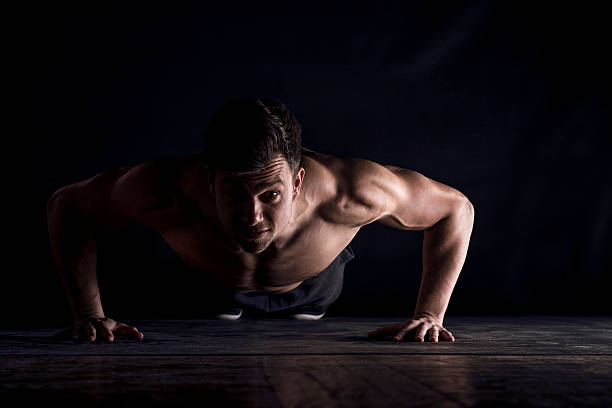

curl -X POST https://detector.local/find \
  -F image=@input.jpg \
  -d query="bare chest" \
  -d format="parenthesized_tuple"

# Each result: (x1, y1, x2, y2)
(150, 208, 358, 294)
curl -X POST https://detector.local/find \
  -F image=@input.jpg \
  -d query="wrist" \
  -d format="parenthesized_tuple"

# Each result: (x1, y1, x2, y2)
(73, 310, 105, 324)
(413, 311, 444, 324)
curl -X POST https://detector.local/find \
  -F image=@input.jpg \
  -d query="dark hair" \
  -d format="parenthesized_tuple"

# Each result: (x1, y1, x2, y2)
(204, 97, 302, 177)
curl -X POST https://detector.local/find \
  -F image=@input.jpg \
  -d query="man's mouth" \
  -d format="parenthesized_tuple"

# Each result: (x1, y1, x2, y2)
(239, 228, 270, 239)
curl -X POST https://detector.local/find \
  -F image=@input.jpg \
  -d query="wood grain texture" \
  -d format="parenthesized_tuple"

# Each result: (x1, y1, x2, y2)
(1, 316, 611, 407)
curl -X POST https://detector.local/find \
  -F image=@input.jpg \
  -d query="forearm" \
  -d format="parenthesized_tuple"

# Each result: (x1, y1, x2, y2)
(58, 238, 105, 323)
(413, 199, 474, 322)
(47, 199, 105, 322)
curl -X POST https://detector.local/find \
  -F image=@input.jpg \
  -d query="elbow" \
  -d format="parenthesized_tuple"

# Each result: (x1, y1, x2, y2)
(46, 193, 62, 214)
(46, 186, 72, 215)
(461, 198, 475, 229)
(454, 196, 475, 225)
(465, 198, 475, 218)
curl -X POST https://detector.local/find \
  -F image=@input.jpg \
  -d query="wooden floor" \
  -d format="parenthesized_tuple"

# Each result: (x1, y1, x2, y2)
(1, 316, 611, 407)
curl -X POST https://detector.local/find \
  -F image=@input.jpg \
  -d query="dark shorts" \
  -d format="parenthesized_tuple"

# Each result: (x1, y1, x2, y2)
(232, 245, 355, 315)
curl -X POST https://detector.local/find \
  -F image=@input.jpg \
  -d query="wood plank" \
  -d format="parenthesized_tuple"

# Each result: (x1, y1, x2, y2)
(262, 355, 459, 407)
(1, 317, 611, 407)
(379, 355, 612, 407)
(0, 356, 281, 407)
(3, 355, 610, 407)
(1, 317, 611, 356)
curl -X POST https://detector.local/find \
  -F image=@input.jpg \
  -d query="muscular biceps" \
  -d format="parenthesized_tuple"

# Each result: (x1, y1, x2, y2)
(330, 158, 472, 231)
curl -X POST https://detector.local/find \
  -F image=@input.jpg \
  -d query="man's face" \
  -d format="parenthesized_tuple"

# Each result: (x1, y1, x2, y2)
(211, 155, 303, 254)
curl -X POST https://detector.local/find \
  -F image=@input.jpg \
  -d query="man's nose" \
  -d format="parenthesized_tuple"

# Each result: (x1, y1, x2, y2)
(240, 199, 264, 226)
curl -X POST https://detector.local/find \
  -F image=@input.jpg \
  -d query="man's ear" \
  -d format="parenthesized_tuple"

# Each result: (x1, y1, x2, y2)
(293, 167, 305, 199)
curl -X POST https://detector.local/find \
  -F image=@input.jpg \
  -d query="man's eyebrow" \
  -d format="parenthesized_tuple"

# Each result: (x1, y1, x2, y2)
(255, 178, 284, 190)
(220, 177, 284, 190)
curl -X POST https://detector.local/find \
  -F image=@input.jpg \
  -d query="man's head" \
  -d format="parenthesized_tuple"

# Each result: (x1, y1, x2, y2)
(204, 97, 302, 177)
(204, 97, 304, 253)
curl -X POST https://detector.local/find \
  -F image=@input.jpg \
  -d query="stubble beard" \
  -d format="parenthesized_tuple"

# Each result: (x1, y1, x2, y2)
(237, 232, 273, 253)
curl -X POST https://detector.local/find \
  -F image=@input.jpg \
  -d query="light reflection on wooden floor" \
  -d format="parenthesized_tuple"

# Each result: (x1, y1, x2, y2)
(1, 316, 611, 407)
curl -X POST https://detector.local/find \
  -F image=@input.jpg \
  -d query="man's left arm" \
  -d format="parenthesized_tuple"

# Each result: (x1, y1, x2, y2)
(410, 197, 474, 341)
(348, 162, 474, 342)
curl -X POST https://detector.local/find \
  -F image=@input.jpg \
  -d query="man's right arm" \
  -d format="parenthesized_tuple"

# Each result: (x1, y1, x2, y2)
(46, 191, 103, 324)
(46, 164, 155, 341)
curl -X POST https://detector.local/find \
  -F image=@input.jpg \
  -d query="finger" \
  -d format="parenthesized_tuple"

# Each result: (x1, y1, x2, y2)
(368, 322, 405, 337)
(115, 325, 144, 340)
(393, 321, 421, 342)
(414, 324, 428, 342)
(440, 329, 455, 342)
(99, 317, 116, 330)
(74, 324, 90, 341)
(94, 322, 114, 342)
(429, 327, 439, 343)
(368, 322, 405, 338)
(87, 324, 96, 342)
(72, 326, 83, 341)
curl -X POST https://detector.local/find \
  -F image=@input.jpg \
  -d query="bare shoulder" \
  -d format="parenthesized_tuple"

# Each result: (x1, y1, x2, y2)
(48, 155, 198, 229)
(300, 148, 393, 227)
(301, 148, 471, 230)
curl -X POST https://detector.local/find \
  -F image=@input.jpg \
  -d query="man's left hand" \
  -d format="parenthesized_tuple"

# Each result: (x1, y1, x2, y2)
(367, 315, 455, 342)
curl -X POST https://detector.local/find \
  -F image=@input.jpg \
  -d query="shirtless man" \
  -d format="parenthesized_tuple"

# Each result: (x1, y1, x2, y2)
(46, 97, 474, 343)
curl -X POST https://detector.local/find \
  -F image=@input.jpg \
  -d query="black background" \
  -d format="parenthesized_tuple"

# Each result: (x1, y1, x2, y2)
(7, 1, 611, 327)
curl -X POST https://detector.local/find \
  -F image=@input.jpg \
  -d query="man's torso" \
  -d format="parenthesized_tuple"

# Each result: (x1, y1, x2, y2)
(129, 149, 367, 294)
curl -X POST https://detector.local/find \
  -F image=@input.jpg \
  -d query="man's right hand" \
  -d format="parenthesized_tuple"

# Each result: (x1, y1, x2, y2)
(69, 317, 144, 342)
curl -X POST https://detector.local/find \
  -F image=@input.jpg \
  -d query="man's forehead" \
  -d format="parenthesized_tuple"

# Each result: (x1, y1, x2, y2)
(218, 156, 291, 186)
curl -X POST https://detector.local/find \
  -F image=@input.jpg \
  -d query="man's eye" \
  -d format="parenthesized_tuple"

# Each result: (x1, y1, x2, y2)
(263, 191, 279, 200)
